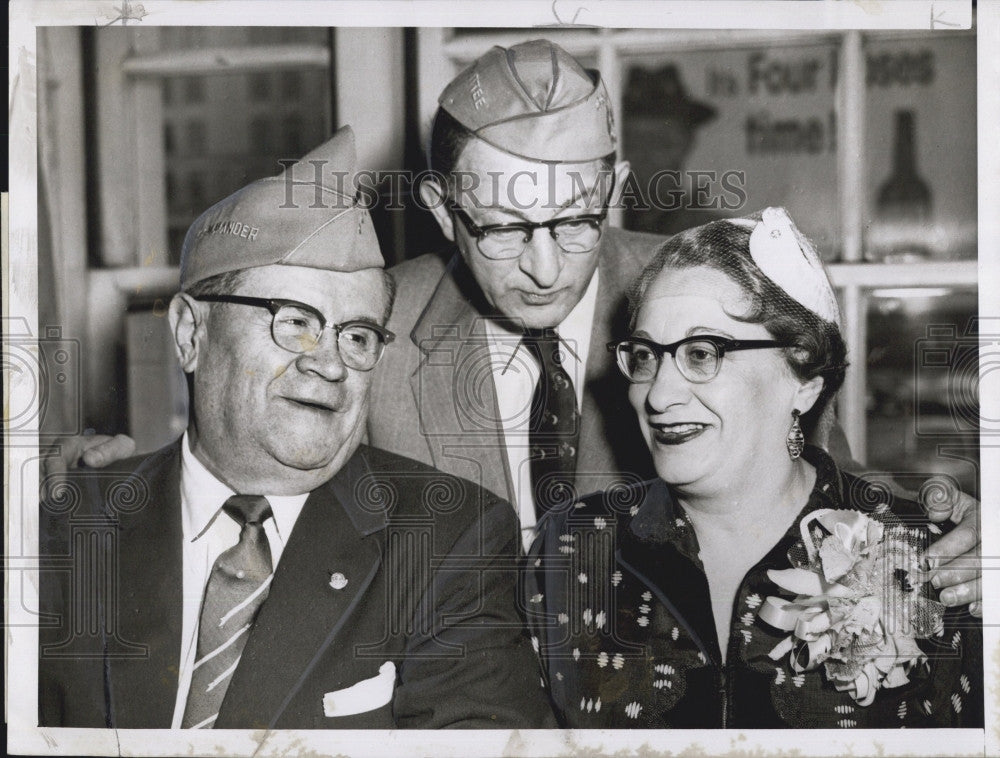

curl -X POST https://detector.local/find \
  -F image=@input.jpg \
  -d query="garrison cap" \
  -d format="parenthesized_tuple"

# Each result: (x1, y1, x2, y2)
(439, 39, 616, 163)
(180, 126, 383, 289)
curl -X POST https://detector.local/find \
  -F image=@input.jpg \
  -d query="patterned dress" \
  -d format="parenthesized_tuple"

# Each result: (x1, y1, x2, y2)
(524, 446, 983, 728)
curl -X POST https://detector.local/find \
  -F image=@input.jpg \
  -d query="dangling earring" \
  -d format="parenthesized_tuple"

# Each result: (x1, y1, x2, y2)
(786, 409, 804, 460)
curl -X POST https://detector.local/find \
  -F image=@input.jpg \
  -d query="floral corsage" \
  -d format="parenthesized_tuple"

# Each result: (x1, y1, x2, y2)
(758, 508, 945, 705)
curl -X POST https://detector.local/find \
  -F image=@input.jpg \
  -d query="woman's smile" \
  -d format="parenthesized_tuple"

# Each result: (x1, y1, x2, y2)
(650, 421, 709, 445)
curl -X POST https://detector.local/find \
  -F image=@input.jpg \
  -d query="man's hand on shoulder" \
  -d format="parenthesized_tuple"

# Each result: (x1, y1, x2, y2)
(918, 481, 982, 617)
(41, 434, 136, 499)
(50, 432, 136, 469)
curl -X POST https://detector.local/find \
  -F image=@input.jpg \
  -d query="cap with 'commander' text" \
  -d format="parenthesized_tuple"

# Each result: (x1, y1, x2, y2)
(179, 125, 383, 290)
(439, 39, 616, 163)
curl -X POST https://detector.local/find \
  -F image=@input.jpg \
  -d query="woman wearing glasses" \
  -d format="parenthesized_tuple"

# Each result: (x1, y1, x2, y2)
(526, 208, 982, 728)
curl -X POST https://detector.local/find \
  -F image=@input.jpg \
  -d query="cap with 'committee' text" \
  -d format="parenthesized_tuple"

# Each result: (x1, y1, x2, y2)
(179, 126, 383, 290)
(438, 39, 616, 163)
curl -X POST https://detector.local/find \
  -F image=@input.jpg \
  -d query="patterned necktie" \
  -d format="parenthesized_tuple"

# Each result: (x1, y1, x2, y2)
(523, 328, 580, 519)
(181, 495, 273, 729)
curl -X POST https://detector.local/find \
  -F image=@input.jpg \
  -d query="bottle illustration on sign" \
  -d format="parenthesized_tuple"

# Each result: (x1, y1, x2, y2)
(870, 110, 933, 260)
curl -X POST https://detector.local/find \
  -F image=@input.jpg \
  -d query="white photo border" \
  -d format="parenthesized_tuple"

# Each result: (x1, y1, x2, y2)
(7, 1, 997, 756)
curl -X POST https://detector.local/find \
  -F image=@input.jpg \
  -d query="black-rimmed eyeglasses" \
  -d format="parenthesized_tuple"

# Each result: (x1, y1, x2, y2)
(194, 295, 395, 371)
(449, 173, 616, 260)
(607, 335, 790, 384)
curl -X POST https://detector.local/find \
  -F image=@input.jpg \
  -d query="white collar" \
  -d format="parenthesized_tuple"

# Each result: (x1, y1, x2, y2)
(179, 432, 308, 545)
(556, 266, 600, 362)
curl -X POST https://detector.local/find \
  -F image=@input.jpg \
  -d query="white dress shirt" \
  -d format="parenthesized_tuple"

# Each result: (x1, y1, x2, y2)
(484, 270, 599, 549)
(170, 433, 309, 727)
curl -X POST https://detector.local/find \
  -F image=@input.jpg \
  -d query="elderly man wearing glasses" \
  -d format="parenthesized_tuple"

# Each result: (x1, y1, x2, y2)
(38, 127, 554, 730)
(371, 41, 659, 550)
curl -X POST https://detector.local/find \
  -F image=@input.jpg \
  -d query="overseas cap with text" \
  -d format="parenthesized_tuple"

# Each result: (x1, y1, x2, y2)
(180, 125, 383, 289)
(439, 39, 616, 163)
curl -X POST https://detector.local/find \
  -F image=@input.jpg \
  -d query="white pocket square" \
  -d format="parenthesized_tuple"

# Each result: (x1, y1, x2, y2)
(322, 661, 396, 717)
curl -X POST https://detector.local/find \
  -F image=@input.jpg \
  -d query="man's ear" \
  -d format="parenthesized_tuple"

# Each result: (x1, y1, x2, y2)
(611, 160, 632, 206)
(419, 176, 455, 242)
(168, 292, 208, 373)
(794, 375, 825, 417)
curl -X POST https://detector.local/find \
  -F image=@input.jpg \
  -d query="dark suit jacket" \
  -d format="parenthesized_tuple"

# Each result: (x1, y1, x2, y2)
(369, 227, 665, 504)
(38, 441, 555, 729)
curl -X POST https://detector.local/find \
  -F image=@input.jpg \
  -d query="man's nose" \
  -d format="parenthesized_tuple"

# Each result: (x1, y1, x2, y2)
(294, 330, 349, 381)
(518, 229, 563, 288)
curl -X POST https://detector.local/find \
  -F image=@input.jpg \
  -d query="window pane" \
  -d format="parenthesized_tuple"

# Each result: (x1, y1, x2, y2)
(185, 120, 206, 155)
(621, 42, 840, 258)
(249, 72, 272, 101)
(866, 288, 979, 496)
(283, 114, 305, 155)
(864, 33, 976, 262)
(156, 28, 333, 265)
(249, 117, 270, 148)
(183, 76, 206, 103)
(187, 172, 206, 212)
(281, 70, 303, 100)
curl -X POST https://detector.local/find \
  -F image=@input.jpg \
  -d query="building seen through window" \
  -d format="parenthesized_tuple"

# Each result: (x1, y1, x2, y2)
(157, 28, 332, 262)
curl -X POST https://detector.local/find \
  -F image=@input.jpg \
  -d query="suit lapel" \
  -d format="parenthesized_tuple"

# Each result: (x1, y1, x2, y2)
(216, 449, 387, 729)
(107, 442, 184, 727)
(407, 254, 513, 502)
(577, 232, 654, 491)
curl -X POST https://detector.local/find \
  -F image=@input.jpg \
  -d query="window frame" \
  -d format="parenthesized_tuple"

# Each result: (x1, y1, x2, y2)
(93, 32, 333, 269)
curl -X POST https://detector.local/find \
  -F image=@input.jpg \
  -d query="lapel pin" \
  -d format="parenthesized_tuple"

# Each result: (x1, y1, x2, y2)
(329, 572, 348, 590)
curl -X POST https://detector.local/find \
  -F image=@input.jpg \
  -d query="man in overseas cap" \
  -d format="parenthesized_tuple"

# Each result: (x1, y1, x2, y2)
(39, 126, 555, 730)
(372, 39, 653, 548)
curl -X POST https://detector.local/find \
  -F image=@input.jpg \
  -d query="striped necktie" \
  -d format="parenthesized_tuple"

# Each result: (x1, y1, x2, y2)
(181, 495, 273, 729)
(523, 328, 580, 519)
